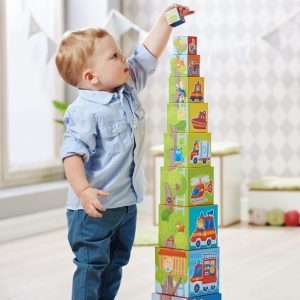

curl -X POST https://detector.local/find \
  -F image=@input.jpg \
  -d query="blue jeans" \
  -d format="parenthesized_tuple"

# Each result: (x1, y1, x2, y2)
(67, 205, 137, 300)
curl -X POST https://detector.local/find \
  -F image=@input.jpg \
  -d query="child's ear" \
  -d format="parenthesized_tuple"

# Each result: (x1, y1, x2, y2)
(82, 69, 99, 84)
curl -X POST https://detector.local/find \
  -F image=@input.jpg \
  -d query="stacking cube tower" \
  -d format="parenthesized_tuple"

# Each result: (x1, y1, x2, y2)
(152, 36, 222, 300)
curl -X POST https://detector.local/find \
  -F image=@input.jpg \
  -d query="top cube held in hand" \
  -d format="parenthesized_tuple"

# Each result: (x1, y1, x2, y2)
(173, 36, 197, 55)
(165, 7, 185, 27)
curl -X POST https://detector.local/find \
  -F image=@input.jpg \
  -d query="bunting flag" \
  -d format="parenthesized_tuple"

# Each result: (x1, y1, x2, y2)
(46, 37, 57, 63)
(261, 28, 282, 50)
(104, 9, 140, 40)
(232, 41, 253, 63)
(24, 6, 300, 65)
(28, 14, 42, 38)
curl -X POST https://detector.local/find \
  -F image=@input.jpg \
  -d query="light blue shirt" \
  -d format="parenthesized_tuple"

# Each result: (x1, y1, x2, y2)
(60, 44, 158, 209)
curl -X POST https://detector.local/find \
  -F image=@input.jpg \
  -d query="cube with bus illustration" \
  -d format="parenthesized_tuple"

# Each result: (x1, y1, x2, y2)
(170, 54, 200, 77)
(152, 292, 222, 300)
(154, 247, 220, 298)
(173, 36, 197, 55)
(159, 204, 218, 250)
(160, 166, 214, 207)
(164, 132, 211, 168)
(167, 102, 208, 133)
(169, 76, 205, 103)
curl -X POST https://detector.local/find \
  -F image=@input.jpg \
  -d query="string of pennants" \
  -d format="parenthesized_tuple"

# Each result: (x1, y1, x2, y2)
(24, 3, 300, 65)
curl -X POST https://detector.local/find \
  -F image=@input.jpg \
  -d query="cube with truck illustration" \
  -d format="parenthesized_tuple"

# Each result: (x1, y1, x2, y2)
(159, 204, 218, 250)
(160, 166, 214, 207)
(167, 102, 208, 133)
(169, 76, 205, 103)
(170, 54, 200, 77)
(173, 36, 197, 55)
(164, 132, 211, 168)
(154, 247, 220, 298)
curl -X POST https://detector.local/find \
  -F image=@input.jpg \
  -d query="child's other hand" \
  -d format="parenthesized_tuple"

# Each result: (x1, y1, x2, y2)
(79, 187, 108, 218)
(164, 3, 195, 17)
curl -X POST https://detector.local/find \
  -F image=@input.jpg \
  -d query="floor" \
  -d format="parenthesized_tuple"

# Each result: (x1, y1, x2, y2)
(0, 213, 300, 300)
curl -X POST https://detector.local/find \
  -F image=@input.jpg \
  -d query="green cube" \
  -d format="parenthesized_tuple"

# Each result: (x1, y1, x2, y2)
(164, 132, 211, 168)
(161, 166, 214, 206)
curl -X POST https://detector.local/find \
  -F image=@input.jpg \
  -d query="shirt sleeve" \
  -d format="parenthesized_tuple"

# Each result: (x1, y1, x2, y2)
(127, 44, 159, 93)
(60, 107, 97, 163)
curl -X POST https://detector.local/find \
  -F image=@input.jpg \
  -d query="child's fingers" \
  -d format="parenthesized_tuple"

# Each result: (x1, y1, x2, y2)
(93, 198, 106, 212)
(97, 190, 110, 197)
(85, 204, 103, 218)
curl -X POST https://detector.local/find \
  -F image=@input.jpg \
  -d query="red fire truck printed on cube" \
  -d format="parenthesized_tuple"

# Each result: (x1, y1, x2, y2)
(190, 253, 218, 294)
(190, 210, 217, 248)
(190, 139, 210, 165)
(190, 175, 213, 205)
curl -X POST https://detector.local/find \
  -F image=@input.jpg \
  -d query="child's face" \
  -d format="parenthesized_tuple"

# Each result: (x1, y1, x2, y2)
(87, 35, 131, 92)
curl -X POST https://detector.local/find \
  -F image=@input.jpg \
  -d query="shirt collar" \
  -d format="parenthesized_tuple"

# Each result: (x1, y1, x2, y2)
(78, 84, 134, 104)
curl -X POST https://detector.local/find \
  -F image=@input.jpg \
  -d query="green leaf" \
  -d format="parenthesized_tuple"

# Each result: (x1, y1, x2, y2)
(52, 100, 68, 114)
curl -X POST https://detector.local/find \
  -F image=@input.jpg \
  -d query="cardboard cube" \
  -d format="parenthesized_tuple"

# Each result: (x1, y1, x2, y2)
(159, 204, 218, 250)
(164, 132, 211, 168)
(155, 247, 220, 297)
(152, 292, 222, 300)
(173, 36, 197, 55)
(170, 55, 200, 77)
(160, 166, 214, 207)
(169, 76, 205, 103)
(167, 102, 208, 133)
(165, 7, 185, 27)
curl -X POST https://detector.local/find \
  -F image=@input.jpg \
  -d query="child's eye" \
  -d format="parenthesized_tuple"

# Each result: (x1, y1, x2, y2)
(111, 53, 118, 59)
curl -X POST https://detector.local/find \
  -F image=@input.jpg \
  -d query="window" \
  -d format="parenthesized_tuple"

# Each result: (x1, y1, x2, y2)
(0, 0, 65, 187)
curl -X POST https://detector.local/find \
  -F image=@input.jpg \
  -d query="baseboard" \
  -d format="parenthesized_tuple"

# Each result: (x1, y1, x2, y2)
(0, 207, 67, 244)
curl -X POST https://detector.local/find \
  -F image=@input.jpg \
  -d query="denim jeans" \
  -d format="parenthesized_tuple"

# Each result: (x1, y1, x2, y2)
(67, 205, 137, 300)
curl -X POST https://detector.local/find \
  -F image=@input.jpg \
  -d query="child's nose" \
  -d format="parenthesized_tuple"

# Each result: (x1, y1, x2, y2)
(121, 53, 126, 63)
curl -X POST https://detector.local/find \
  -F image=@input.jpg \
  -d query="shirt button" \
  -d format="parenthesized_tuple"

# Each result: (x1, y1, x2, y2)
(133, 123, 137, 129)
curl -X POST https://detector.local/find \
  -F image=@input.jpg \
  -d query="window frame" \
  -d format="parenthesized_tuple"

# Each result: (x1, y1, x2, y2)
(0, 0, 66, 188)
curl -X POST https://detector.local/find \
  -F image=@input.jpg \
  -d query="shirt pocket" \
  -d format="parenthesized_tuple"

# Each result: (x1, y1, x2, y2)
(101, 120, 129, 153)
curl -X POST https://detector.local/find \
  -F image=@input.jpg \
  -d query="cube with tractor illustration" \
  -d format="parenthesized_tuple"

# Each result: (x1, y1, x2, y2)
(152, 292, 222, 300)
(159, 204, 218, 250)
(167, 102, 208, 133)
(170, 54, 200, 77)
(173, 36, 197, 55)
(154, 247, 220, 298)
(164, 132, 211, 168)
(169, 76, 205, 103)
(160, 166, 214, 207)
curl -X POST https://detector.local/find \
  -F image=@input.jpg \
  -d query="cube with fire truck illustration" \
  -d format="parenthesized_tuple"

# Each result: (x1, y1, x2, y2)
(167, 102, 208, 133)
(164, 132, 211, 168)
(154, 247, 220, 298)
(170, 54, 200, 77)
(173, 36, 197, 55)
(160, 166, 214, 207)
(159, 204, 218, 250)
(169, 76, 205, 103)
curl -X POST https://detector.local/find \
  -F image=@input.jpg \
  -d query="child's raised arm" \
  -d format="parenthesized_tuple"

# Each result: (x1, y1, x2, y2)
(143, 3, 194, 59)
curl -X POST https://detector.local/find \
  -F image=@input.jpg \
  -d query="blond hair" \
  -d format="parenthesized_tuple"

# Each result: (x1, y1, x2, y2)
(55, 28, 109, 87)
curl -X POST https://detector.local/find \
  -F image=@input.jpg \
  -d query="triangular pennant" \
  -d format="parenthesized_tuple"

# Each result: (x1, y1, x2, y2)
(104, 10, 135, 40)
(28, 14, 41, 38)
(262, 28, 281, 49)
(46, 37, 57, 63)
(232, 41, 252, 63)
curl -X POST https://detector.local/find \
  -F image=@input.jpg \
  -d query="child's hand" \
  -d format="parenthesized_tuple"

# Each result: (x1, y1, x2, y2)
(164, 3, 195, 17)
(79, 187, 109, 218)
